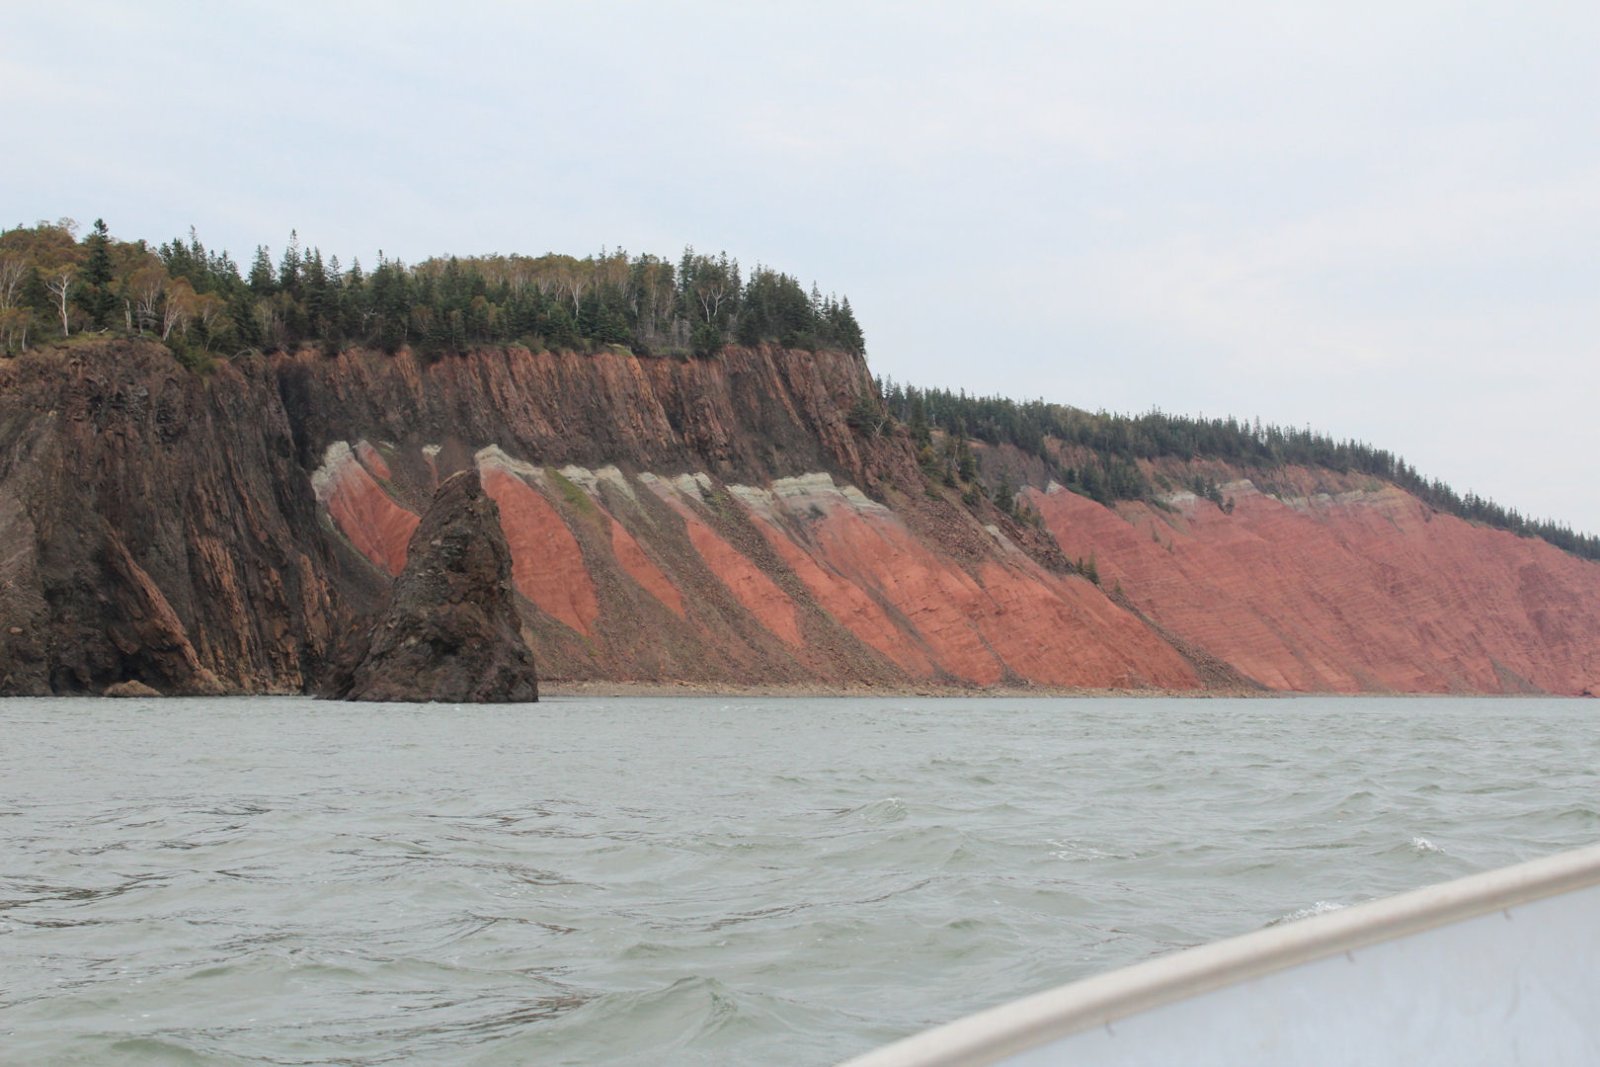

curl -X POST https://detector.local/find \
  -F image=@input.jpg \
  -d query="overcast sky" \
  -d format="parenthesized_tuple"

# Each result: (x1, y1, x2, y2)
(6, 2, 1597, 534)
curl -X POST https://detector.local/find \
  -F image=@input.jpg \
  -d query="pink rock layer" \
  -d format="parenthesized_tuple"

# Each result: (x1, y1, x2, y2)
(1027, 479, 1600, 695)
(319, 450, 418, 577)
(477, 462, 601, 638)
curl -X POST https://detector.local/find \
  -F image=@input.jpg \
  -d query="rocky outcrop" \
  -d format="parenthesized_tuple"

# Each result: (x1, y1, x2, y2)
(2, 339, 1597, 697)
(340, 469, 537, 703)
(104, 680, 161, 698)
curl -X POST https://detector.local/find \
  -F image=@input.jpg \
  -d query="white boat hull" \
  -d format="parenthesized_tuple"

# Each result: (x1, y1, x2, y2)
(840, 843, 1600, 1066)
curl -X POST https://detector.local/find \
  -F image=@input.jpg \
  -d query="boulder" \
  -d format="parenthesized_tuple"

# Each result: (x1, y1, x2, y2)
(343, 469, 538, 703)
(104, 680, 162, 698)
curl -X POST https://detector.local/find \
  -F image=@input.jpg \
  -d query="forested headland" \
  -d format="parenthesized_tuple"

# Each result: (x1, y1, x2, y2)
(875, 381, 1600, 562)
(3, 218, 1593, 562)
(0, 219, 863, 366)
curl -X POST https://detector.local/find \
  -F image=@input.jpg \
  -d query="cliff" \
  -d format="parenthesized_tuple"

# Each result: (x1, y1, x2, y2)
(1027, 467, 1600, 695)
(1, 339, 1596, 697)
(0, 342, 361, 696)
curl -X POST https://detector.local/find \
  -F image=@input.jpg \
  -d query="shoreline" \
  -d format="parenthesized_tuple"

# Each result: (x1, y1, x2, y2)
(536, 679, 1279, 700)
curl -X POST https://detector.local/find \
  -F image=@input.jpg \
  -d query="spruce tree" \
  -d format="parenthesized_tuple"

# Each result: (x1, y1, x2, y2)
(248, 247, 275, 295)
(79, 218, 116, 329)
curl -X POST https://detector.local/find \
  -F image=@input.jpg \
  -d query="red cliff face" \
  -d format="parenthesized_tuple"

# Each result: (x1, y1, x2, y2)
(315, 454, 1200, 689)
(1, 339, 1595, 696)
(1027, 472, 1600, 695)
(312, 441, 418, 576)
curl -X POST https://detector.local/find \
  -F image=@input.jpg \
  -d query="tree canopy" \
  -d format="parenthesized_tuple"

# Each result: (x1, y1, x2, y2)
(0, 221, 866, 366)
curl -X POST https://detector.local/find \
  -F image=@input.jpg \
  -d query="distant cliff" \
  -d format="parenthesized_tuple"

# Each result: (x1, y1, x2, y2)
(2, 339, 1596, 697)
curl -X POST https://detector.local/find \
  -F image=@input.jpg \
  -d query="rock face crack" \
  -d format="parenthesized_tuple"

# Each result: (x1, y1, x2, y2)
(342, 469, 538, 703)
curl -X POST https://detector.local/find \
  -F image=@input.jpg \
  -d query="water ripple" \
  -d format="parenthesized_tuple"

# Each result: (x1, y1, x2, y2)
(2, 694, 1596, 1064)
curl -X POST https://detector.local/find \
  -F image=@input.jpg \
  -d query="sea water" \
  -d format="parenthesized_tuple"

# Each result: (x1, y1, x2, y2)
(2, 695, 1596, 1065)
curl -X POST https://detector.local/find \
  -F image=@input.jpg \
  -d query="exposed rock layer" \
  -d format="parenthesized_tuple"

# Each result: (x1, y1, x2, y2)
(1027, 475, 1600, 695)
(1, 340, 1596, 697)
(341, 469, 537, 703)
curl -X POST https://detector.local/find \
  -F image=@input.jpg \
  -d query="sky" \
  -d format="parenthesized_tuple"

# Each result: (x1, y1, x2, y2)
(6, 1, 1598, 534)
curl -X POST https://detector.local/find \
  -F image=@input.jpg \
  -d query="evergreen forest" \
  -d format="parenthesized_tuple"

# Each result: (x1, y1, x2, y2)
(0, 219, 863, 365)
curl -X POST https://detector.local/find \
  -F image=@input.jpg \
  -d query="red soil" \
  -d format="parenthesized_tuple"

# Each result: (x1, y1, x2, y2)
(784, 500, 1199, 688)
(1029, 480, 1600, 694)
(679, 510, 804, 647)
(745, 509, 936, 674)
(320, 453, 418, 576)
(317, 445, 1599, 694)
(478, 463, 600, 637)
(608, 513, 686, 618)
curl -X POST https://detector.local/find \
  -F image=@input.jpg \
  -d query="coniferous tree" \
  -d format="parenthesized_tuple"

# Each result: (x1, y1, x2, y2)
(78, 219, 116, 329)
(278, 231, 303, 299)
(248, 247, 275, 296)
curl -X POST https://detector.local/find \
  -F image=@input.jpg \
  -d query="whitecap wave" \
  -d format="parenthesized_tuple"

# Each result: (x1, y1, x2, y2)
(855, 797, 907, 823)
(1266, 900, 1345, 926)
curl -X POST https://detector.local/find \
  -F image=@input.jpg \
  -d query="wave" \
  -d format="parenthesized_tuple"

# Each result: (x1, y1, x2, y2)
(826, 797, 908, 824)
(1266, 900, 1345, 926)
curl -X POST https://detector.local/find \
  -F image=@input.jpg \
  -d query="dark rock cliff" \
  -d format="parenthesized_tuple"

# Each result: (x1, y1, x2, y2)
(0, 343, 376, 695)
(271, 344, 886, 495)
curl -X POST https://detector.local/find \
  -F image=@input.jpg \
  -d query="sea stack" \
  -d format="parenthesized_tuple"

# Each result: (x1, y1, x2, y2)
(344, 468, 538, 703)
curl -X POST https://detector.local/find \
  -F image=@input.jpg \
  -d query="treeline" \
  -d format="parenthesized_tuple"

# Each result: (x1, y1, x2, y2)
(879, 380, 1600, 562)
(0, 219, 865, 366)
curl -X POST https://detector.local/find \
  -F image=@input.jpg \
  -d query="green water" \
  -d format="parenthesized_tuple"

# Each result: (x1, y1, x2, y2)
(2, 695, 1596, 1064)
